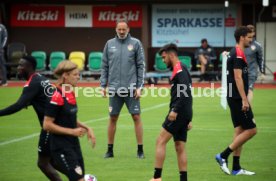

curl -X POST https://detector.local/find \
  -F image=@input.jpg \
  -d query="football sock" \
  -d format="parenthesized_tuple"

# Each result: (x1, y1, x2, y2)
(220, 147, 233, 159)
(180, 171, 187, 181)
(138, 144, 143, 152)
(232, 156, 241, 171)
(154, 168, 162, 179)
(107, 144, 113, 152)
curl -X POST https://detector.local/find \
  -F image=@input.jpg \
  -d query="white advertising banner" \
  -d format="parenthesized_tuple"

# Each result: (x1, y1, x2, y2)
(152, 4, 237, 47)
(65, 5, 92, 27)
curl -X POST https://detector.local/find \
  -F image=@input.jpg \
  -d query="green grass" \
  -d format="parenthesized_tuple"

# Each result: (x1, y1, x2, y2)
(0, 87, 276, 181)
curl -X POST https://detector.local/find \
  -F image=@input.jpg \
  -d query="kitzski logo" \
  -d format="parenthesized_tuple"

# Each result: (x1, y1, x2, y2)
(98, 11, 140, 21)
(17, 11, 59, 21)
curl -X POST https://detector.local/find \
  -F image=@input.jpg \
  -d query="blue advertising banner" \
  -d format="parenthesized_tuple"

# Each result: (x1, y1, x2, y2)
(152, 4, 237, 47)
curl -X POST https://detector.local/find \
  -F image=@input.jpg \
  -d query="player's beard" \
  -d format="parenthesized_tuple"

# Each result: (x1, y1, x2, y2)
(244, 42, 251, 48)
(17, 71, 28, 80)
(117, 32, 128, 39)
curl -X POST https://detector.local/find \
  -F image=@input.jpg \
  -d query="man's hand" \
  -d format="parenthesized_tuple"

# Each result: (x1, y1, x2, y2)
(168, 111, 177, 121)
(134, 88, 142, 99)
(260, 73, 266, 81)
(242, 98, 250, 112)
(204, 55, 209, 60)
(101, 87, 107, 98)
(87, 128, 96, 149)
(71, 128, 86, 137)
(187, 122, 192, 131)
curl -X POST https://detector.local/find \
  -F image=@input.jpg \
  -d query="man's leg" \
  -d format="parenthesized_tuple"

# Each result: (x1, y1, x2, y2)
(229, 127, 257, 151)
(132, 114, 143, 145)
(132, 114, 145, 158)
(151, 128, 172, 180)
(37, 155, 62, 181)
(175, 141, 187, 181)
(232, 127, 257, 175)
(198, 55, 207, 81)
(105, 94, 124, 158)
(232, 126, 243, 172)
(125, 95, 144, 158)
(216, 127, 257, 174)
(247, 77, 256, 106)
(105, 115, 119, 158)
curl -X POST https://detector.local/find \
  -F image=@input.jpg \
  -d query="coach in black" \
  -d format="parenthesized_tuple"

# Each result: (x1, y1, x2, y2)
(0, 56, 62, 180)
(150, 43, 193, 181)
(43, 61, 96, 181)
(215, 26, 257, 176)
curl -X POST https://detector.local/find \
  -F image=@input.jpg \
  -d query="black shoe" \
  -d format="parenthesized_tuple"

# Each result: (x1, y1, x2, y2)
(137, 151, 145, 159)
(104, 151, 114, 158)
(198, 74, 204, 82)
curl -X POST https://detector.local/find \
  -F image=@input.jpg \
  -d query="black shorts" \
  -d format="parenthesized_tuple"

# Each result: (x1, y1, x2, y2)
(227, 98, 256, 129)
(38, 130, 51, 156)
(51, 147, 84, 181)
(162, 113, 191, 142)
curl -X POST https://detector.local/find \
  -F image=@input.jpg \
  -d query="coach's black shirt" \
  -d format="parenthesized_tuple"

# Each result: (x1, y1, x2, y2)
(227, 46, 248, 99)
(170, 62, 193, 120)
(0, 73, 51, 126)
(45, 87, 80, 151)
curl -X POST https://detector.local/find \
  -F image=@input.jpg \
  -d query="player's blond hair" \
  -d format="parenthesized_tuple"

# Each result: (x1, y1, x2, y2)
(54, 60, 78, 78)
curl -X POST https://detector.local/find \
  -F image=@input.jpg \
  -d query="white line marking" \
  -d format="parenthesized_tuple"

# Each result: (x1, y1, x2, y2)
(0, 103, 168, 147)
(0, 133, 40, 146)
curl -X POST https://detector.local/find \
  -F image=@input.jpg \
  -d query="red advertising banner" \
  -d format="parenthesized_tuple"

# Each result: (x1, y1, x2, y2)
(11, 5, 65, 27)
(93, 5, 142, 27)
(225, 14, 236, 27)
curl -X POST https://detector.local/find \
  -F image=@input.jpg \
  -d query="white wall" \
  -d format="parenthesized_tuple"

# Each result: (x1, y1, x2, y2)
(256, 22, 276, 74)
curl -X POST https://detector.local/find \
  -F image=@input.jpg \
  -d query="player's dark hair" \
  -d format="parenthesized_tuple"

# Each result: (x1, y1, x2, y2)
(234, 26, 252, 43)
(158, 43, 178, 56)
(116, 19, 129, 27)
(22, 55, 37, 70)
(201, 38, 208, 44)
(247, 24, 255, 33)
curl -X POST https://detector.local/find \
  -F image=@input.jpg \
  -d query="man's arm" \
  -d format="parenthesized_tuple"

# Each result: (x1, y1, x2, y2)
(234, 69, 249, 111)
(0, 24, 8, 48)
(209, 47, 217, 61)
(135, 40, 145, 90)
(0, 81, 39, 116)
(168, 71, 192, 121)
(100, 42, 109, 89)
(43, 116, 85, 137)
(256, 42, 265, 74)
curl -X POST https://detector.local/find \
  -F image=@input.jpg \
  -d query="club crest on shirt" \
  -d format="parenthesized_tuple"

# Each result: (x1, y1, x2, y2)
(109, 106, 113, 113)
(251, 45, 256, 51)
(75, 166, 83, 175)
(128, 44, 134, 51)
